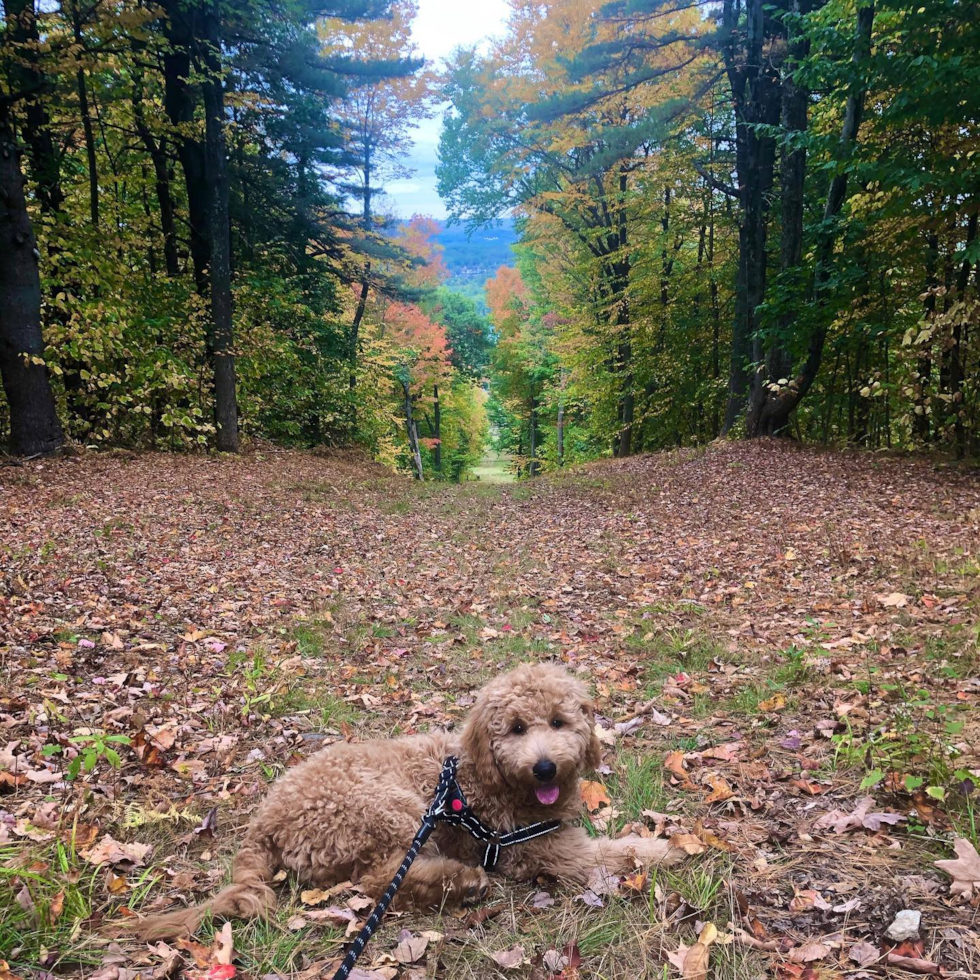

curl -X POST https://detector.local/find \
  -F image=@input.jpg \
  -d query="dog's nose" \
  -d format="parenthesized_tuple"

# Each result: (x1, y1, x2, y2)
(532, 759, 557, 782)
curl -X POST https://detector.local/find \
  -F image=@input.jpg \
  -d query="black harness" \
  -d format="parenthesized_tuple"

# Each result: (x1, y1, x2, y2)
(330, 756, 562, 980)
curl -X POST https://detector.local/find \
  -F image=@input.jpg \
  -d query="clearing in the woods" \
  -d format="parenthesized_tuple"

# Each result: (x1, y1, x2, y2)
(1, 441, 979, 980)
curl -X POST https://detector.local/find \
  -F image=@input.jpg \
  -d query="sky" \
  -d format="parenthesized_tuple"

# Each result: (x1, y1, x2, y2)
(383, 0, 510, 220)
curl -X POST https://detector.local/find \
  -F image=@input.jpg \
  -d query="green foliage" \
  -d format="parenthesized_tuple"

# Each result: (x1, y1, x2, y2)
(435, 0, 980, 462)
(43, 731, 131, 780)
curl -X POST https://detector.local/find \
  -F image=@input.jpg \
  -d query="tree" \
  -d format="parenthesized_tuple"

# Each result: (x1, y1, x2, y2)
(320, 1, 432, 397)
(0, 110, 64, 455)
(424, 289, 493, 378)
(438, 0, 709, 456)
(0, 0, 65, 455)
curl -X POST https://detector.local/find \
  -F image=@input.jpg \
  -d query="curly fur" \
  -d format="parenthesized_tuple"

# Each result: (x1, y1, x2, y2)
(128, 663, 686, 938)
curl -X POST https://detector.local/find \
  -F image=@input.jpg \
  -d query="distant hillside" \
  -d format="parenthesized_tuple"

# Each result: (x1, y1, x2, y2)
(433, 219, 518, 311)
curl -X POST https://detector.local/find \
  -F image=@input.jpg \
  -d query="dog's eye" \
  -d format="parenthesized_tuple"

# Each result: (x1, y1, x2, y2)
(551, 718, 564, 729)
(511, 722, 525, 735)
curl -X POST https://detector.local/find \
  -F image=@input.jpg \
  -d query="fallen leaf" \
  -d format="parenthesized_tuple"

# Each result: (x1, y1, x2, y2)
(703, 773, 734, 803)
(669, 833, 708, 855)
(669, 923, 718, 980)
(490, 944, 525, 969)
(579, 780, 611, 811)
(664, 751, 696, 790)
(789, 942, 831, 963)
(80, 835, 151, 868)
(884, 953, 945, 975)
(813, 797, 904, 834)
(531, 890, 555, 908)
(849, 941, 881, 967)
(393, 931, 429, 964)
(758, 692, 786, 712)
(935, 837, 980, 901)
(211, 921, 234, 965)
(879, 592, 909, 608)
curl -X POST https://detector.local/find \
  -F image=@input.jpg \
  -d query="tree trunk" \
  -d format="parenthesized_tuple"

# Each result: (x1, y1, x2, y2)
(6, 0, 65, 216)
(70, 0, 99, 227)
(747, 1, 808, 436)
(951, 211, 977, 459)
(432, 383, 442, 472)
(161, 0, 211, 295)
(349, 149, 373, 398)
(0, 116, 64, 456)
(202, 5, 238, 452)
(349, 277, 369, 391)
(557, 369, 567, 466)
(721, 0, 781, 433)
(915, 231, 939, 441)
(744, 2, 875, 434)
(401, 377, 423, 480)
(529, 393, 539, 476)
(133, 74, 179, 276)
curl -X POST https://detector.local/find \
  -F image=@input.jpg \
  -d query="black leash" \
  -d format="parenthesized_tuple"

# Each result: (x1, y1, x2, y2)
(330, 756, 562, 980)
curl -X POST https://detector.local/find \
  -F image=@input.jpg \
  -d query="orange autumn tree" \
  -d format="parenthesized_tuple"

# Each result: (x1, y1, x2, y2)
(395, 215, 450, 290)
(485, 264, 558, 475)
(377, 300, 452, 478)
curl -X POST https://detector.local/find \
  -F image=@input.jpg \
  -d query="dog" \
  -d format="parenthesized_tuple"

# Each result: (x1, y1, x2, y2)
(130, 663, 685, 938)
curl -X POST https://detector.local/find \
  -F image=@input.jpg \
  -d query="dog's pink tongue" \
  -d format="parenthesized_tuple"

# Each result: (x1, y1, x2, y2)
(535, 785, 560, 806)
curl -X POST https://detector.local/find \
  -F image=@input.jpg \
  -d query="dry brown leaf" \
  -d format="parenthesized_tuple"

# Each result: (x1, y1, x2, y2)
(789, 941, 831, 963)
(813, 796, 904, 834)
(490, 945, 525, 969)
(935, 837, 980, 901)
(211, 921, 234, 966)
(693, 821, 734, 852)
(757, 692, 786, 712)
(884, 953, 945, 975)
(664, 750, 696, 790)
(703, 773, 734, 803)
(393, 932, 429, 964)
(669, 922, 718, 980)
(849, 941, 881, 967)
(579, 780, 611, 811)
(80, 835, 150, 868)
(669, 832, 708, 855)
(47, 888, 64, 925)
(879, 592, 909, 608)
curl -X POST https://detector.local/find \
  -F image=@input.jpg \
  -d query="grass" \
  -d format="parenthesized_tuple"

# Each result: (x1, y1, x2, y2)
(433, 851, 741, 980)
(0, 839, 105, 972)
(471, 452, 516, 484)
(191, 900, 346, 975)
(267, 683, 360, 728)
(606, 753, 673, 827)
(630, 626, 726, 698)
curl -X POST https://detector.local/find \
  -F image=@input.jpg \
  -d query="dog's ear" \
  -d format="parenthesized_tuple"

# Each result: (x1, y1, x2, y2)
(580, 696, 603, 772)
(460, 691, 504, 791)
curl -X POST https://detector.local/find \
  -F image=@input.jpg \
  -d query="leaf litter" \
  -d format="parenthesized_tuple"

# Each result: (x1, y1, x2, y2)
(1, 442, 979, 978)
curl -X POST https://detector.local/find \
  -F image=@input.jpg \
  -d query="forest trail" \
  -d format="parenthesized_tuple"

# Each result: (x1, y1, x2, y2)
(1, 441, 979, 979)
(471, 448, 516, 483)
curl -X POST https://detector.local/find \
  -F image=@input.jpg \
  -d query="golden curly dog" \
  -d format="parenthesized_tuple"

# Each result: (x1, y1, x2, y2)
(131, 663, 685, 938)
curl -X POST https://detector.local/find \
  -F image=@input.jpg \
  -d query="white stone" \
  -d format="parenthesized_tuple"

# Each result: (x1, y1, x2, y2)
(885, 909, 921, 942)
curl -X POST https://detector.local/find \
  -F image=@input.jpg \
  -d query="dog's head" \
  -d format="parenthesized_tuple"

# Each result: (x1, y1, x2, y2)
(460, 663, 602, 814)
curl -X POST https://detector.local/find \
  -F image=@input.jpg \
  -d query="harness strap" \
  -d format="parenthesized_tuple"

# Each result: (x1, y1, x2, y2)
(330, 756, 562, 980)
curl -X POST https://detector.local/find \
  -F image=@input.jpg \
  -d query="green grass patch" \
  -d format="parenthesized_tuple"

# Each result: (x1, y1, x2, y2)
(190, 891, 345, 975)
(629, 626, 725, 697)
(0, 839, 107, 972)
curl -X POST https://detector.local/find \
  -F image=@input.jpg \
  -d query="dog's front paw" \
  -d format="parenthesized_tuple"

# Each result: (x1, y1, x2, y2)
(455, 866, 490, 905)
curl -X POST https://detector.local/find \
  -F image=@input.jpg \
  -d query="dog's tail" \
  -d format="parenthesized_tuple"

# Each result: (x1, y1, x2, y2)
(124, 835, 278, 940)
